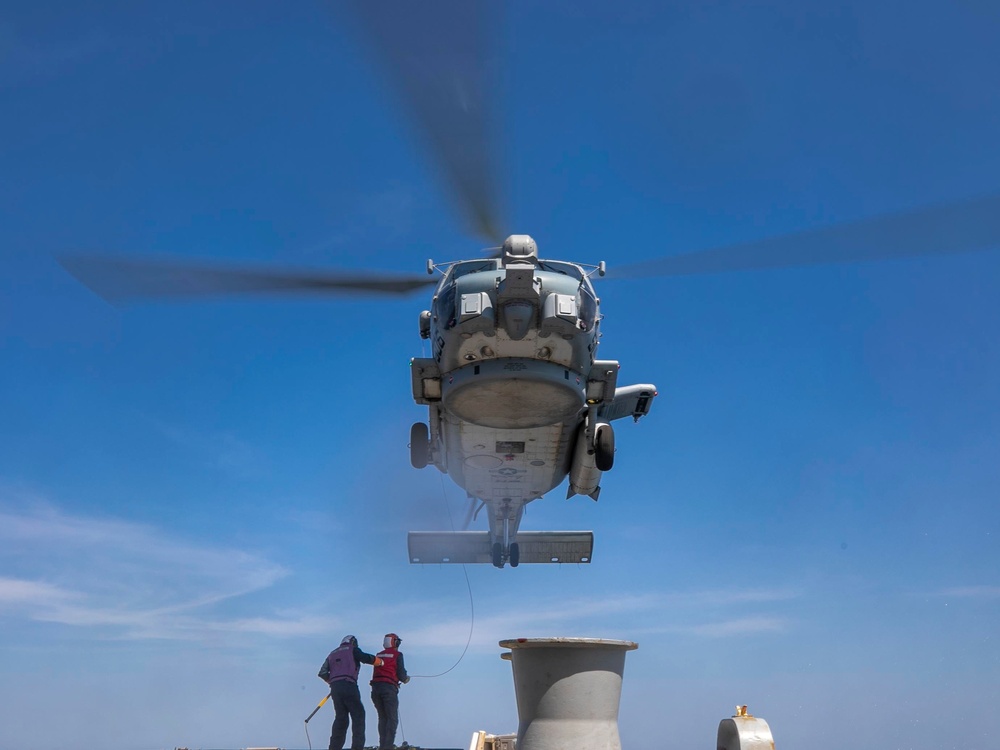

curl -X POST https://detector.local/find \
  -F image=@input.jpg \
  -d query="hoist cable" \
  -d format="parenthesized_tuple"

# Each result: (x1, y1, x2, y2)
(406, 475, 475, 678)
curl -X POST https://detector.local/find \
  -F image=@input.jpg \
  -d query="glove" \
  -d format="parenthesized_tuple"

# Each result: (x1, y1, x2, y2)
(401, 676, 410, 684)
(373, 657, 384, 667)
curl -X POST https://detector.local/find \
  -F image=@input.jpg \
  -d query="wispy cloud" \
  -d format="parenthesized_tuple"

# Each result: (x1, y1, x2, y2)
(0, 493, 314, 641)
(152, 421, 268, 479)
(400, 590, 673, 645)
(929, 585, 1000, 600)
(395, 587, 798, 650)
(0, 577, 80, 606)
(0, 484, 803, 647)
(678, 615, 788, 638)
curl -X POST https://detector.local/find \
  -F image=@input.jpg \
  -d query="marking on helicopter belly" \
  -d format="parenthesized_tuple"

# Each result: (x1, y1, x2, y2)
(497, 467, 520, 476)
(465, 454, 503, 469)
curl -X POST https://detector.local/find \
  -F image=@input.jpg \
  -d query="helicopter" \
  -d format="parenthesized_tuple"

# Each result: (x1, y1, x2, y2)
(57, 2, 1000, 568)
(406, 234, 656, 568)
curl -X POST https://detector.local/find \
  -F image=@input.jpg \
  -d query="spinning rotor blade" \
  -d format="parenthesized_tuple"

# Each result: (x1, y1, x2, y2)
(58, 255, 437, 304)
(345, 0, 506, 242)
(607, 193, 1000, 279)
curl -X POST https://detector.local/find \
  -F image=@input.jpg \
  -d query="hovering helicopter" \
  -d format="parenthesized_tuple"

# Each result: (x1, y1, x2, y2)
(58, 2, 1000, 568)
(406, 234, 656, 568)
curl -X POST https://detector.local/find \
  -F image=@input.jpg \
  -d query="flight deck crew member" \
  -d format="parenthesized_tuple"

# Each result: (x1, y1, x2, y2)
(318, 634, 382, 750)
(370, 632, 410, 750)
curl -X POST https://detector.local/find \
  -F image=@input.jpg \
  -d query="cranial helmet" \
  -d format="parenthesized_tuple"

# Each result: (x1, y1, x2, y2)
(383, 633, 401, 649)
(341, 634, 357, 647)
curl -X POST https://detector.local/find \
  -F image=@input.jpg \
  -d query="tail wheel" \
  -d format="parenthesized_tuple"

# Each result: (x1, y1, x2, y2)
(595, 424, 615, 471)
(509, 542, 520, 568)
(409, 422, 430, 469)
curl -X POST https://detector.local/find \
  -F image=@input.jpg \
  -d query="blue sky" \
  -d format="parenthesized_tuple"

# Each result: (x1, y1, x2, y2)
(2, 1, 999, 748)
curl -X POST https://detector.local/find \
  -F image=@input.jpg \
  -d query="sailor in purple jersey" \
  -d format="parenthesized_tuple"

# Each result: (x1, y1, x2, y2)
(318, 634, 382, 750)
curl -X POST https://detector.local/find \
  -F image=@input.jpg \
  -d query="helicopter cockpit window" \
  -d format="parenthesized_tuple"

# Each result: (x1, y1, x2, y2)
(449, 260, 498, 279)
(437, 262, 496, 329)
(537, 260, 584, 279)
(579, 285, 598, 332)
(436, 283, 458, 329)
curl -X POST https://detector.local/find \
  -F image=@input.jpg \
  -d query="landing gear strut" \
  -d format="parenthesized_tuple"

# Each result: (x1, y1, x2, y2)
(491, 541, 519, 568)
(491, 514, 520, 568)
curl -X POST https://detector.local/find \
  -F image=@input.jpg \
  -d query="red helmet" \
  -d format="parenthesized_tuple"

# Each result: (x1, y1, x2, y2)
(383, 633, 401, 649)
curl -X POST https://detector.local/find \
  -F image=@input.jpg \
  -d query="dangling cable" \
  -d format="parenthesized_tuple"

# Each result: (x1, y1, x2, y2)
(408, 561, 474, 678)
(406, 476, 476, 679)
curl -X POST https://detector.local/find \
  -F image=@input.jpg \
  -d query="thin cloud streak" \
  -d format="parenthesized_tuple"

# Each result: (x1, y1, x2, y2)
(152, 420, 269, 479)
(0, 491, 802, 646)
(930, 585, 1000, 599)
(0, 576, 80, 606)
(0, 494, 301, 642)
(395, 587, 799, 650)
(679, 615, 789, 638)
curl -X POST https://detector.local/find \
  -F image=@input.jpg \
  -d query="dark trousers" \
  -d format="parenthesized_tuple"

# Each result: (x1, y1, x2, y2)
(329, 680, 366, 750)
(370, 681, 400, 750)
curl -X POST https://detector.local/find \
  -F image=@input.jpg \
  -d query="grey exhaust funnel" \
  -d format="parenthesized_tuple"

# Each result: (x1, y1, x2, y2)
(499, 637, 637, 750)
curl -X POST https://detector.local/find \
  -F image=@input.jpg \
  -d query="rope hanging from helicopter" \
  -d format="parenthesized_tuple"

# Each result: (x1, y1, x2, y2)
(406, 473, 476, 679)
(390, 476, 477, 747)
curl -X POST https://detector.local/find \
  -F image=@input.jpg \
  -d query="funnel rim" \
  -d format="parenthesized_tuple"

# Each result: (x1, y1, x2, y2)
(499, 637, 637, 650)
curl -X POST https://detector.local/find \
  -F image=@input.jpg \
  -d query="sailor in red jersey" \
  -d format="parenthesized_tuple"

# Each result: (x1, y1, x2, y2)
(370, 632, 410, 750)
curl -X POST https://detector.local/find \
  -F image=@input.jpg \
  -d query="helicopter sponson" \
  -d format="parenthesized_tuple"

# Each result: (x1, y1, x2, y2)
(408, 235, 657, 568)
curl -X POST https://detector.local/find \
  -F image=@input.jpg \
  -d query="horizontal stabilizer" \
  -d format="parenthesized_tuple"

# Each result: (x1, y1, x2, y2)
(408, 531, 594, 564)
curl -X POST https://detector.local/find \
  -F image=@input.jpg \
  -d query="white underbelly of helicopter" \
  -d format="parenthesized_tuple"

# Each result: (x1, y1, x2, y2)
(441, 415, 574, 503)
(441, 358, 585, 429)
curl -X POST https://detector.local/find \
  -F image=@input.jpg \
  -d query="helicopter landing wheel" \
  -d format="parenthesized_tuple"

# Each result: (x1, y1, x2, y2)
(509, 542, 520, 568)
(492, 542, 503, 568)
(595, 424, 615, 471)
(409, 422, 430, 469)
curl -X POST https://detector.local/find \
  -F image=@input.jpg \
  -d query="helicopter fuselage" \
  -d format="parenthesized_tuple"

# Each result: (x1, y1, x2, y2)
(409, 235, 656, 568)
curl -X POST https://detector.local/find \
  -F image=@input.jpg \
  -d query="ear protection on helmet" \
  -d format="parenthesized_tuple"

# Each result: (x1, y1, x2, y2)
(383, 633, 401, 649)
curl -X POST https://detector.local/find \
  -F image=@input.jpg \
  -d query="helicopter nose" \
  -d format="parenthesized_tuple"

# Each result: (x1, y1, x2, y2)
(503, 301, 534, 340)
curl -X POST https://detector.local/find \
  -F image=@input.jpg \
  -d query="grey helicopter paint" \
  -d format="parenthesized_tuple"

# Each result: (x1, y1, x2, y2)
(407, 235, 656, 567)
